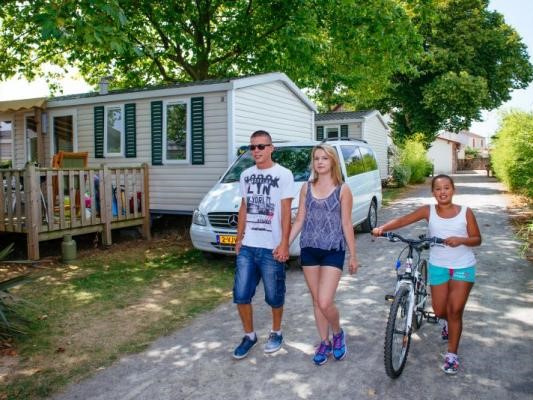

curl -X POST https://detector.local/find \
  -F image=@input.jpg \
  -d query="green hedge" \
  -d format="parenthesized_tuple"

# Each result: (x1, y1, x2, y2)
(491, 111, 533, 198)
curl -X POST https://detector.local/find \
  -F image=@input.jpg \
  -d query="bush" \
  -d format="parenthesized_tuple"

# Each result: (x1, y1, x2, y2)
(491, 111, 533, 198)
(399, 136, 432, 184)
(464, 146, 481, 159)
(392, 164, 411, 187)
(0, 244, 32, 343)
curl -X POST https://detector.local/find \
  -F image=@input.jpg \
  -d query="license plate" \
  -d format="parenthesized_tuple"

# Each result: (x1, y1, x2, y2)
(217, 235, 237, 245)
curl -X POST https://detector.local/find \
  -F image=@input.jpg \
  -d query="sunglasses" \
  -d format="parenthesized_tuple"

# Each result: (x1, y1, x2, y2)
(248, 144, 272, 151)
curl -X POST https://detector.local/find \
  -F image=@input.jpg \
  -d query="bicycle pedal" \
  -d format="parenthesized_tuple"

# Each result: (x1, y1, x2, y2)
(384, 294, 395, 302)
(425, 312, 438, 323)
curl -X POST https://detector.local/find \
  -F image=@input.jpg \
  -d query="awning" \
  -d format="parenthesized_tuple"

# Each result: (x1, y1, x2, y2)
(0, 97, 47, 112)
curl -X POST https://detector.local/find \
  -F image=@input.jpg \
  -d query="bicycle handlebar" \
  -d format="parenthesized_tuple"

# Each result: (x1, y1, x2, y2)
(379, 232, 444, 246)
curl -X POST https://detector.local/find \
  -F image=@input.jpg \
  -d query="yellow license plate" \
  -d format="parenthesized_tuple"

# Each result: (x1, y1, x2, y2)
(218, 235, 237, 245)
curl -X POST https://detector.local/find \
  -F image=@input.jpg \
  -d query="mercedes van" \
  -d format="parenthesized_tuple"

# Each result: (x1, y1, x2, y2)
(190, 139, 382, 257)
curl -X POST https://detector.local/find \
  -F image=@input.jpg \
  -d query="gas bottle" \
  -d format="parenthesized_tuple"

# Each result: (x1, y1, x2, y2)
(62, 234, 77, 263)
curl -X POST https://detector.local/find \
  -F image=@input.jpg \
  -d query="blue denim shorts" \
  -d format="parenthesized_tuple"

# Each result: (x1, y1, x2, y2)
(428, 263, 476, 286)
(233, 245, 286, 308)
(300, 247, 345, 270)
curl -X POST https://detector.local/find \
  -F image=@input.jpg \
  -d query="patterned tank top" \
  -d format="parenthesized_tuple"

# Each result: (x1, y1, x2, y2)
(300, 182, 345, 251)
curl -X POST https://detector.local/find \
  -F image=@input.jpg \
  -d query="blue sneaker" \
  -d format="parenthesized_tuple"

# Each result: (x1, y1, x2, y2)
(233, 335, 257, 359)
(332, 329, 347, 360)
(313, 340, 332, 365)
(264, 332, 283, 353)
(442, 353, 459, 375)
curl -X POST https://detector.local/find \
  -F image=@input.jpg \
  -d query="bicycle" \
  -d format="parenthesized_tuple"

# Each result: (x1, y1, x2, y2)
(377, 232, 444, 378)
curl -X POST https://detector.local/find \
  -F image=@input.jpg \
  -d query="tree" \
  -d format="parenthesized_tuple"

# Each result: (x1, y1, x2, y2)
(378, 0, 533, 146)
(0, 0, 420, 108)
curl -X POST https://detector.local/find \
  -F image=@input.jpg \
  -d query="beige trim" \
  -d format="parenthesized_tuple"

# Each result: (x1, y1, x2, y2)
(0, 98, 47, 112)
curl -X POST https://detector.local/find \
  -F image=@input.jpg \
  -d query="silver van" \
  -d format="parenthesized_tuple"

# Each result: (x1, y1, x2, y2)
(190, 139, 382, 257)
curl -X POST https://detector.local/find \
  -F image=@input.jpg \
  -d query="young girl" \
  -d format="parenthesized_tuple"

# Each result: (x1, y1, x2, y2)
(289, 144, 358, 366)
(372, 174, 481, 374)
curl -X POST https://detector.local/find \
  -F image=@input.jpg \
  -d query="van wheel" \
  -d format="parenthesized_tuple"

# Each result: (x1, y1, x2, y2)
(360, 200, 377, 233)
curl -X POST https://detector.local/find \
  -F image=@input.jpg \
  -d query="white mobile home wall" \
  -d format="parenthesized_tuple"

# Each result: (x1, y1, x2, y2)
(233, 81, 314, 149)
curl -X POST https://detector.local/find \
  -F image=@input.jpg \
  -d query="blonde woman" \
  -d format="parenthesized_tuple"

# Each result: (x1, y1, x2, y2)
(289, 144, 358, 365)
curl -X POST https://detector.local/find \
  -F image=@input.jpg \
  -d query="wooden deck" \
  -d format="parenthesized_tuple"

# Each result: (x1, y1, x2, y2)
(1, 163, 150, 260)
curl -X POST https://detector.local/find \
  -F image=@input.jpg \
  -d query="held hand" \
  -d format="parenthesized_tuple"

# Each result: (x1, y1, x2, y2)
(348, 256, 359, 275)
(372, 227, 383, 237)
(444, 236, 464, 247)
(273, 243, 290, 263)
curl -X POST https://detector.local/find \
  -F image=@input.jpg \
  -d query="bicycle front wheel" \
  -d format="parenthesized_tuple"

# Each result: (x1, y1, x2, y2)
(384, 285, 412, 378)
(413, 260, 428, 330)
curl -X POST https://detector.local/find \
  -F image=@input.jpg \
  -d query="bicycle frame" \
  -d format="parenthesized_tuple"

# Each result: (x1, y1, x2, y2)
(381, 232, 444, 378)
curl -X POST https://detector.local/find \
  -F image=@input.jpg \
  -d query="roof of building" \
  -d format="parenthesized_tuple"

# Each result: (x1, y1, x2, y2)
(315, 110, 375, 121)
(45, 72, 317, 111)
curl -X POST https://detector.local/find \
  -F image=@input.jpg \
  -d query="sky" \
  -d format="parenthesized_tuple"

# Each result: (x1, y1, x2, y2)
(0, 0, 531, 139)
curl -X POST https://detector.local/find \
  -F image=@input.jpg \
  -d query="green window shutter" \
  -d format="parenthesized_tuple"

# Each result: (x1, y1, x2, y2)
(190, 96, 204, 165)
(125, 103, 136, 158)
(94, 106, 104, 158)
(341, 124, 348, 138)
(151, 101, 163, 166)
(316, 126, 324, 141)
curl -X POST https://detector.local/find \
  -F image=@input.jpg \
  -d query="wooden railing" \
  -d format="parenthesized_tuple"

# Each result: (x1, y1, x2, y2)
(1, 163, 150, 260)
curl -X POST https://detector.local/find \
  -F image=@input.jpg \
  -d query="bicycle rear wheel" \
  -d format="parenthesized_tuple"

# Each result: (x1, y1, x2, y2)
(384, 285, 412, 378)
(413, 260, 428, 330)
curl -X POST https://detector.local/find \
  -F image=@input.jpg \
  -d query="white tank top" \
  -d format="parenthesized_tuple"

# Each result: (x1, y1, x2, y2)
(428, 205, 476, 269)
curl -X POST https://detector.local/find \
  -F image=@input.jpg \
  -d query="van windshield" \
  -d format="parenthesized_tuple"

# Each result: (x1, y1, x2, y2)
(221, 146, 312, 183)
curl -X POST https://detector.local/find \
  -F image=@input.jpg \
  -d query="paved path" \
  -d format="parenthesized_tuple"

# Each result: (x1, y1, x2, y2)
(53, 173, 532, 400)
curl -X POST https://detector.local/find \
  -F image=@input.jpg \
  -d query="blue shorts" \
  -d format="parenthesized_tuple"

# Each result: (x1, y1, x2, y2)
(233, 245, 286, 308)
(428, 263, 476, 286)
(300, 247, 345, 270)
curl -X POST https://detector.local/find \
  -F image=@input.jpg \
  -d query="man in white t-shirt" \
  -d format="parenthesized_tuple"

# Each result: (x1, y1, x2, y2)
(232, 130, 295, 359)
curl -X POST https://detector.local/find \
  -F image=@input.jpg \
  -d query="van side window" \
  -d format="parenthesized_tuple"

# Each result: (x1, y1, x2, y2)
(341, 145, 366, 176)
(359, 146, 378, 171)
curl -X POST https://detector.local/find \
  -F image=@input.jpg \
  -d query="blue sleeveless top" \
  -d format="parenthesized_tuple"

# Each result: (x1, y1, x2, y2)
(300, 182, 345, 251)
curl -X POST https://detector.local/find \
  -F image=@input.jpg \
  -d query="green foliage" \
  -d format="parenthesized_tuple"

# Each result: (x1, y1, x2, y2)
(0, 160, 12, 169)
(392, 164, 411, 187)
(0, 243, 32, 342)
(383, 0, 533, 145)
(464, 146, 481, 159)
(490, 111, 533, 197)
(0, 1, 419, 108)
(398, 135, 432, 184)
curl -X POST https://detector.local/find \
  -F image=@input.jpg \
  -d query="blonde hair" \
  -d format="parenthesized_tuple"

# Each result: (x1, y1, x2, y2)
(310, 144, 343, 185)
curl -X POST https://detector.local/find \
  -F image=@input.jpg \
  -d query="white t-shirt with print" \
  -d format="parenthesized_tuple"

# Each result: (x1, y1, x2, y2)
(239, 163, 295, 250)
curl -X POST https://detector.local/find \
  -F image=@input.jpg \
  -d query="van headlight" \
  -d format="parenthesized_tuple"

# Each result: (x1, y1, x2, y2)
(192, 209, 207, 226)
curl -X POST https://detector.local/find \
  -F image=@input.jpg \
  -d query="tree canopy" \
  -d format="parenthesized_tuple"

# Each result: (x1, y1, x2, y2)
(0, 0, 419, 109)
(0, 0, 531, 143)
(379, 0, 533, 145)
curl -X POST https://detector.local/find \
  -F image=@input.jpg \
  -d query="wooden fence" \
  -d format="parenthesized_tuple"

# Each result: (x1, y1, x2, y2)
(1, 163, 150, 260)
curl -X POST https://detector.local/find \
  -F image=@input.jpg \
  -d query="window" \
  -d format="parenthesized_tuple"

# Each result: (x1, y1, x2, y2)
(52, 114, 74, 153)
(359, 146, 378, 171)
(105, 105, 124, 156)
(341, 145, 366, 176)
(222, 146, 312, 183)
(0, 120, 13, 163)
(326, 126, 339, 139)
(164, 101, 188, 162)
(25, 115, 38, 163)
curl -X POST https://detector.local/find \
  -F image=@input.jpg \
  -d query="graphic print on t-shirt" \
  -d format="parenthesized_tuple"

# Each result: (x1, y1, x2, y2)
(245, 173, 279, 232)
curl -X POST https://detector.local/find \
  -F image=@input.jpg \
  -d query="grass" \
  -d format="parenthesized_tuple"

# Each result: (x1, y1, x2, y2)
(1, 236, 235, 399)
(382, 185, 412, 206)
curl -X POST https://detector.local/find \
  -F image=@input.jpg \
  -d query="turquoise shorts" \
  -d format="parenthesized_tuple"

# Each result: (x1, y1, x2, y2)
(428, 263, 476, 286)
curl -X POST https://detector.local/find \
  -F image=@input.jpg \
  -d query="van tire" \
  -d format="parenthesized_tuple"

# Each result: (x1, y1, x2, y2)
(360, 200, 377, 233)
